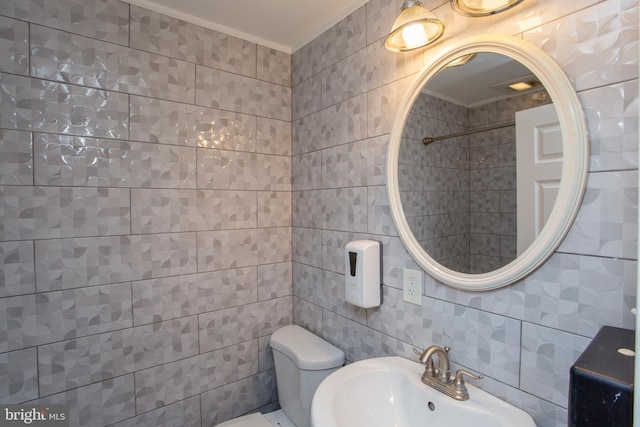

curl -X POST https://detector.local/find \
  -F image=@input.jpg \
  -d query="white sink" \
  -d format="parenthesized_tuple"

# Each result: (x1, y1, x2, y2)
(311, 356, 536, 427)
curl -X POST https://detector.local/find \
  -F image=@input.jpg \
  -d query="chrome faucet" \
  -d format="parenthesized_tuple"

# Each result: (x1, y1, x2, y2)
(414, 346, 483, 401)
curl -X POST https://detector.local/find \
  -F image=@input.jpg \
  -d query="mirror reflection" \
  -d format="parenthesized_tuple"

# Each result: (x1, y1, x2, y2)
(398, 52, 557, 274)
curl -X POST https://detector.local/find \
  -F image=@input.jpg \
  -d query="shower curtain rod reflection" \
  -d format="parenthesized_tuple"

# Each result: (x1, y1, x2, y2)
(422, 120, 515, 145)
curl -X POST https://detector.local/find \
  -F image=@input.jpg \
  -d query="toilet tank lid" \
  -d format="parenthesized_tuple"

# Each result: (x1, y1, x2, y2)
(270, 325, 345, 370)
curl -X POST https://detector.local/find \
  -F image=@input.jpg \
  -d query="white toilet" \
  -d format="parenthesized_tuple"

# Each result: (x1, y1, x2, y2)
(215, 325, 345, 427)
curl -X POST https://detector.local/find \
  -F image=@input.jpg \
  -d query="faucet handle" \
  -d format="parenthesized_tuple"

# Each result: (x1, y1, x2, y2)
(413, 347, 423, 356)
(453, 369, 484, 390)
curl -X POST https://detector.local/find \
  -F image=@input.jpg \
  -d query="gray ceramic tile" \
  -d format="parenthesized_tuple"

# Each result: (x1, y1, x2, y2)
(129, 95, 256, 150)
(293, 296, 323, 337)
(112, 396, 201, 427)
(130, 5, 257, 77)
(31, 25, 195, 103)
(293, 188, 368, 232)
(201, 371, 278, 426)
(132, 267, 258, 326)
(35, 233, 197, 292)
(322, 135, 387, 188)
(292, 227, 323, 268)
(580, 79, 638, 172)
(258, 191, 291, 228)
(197, 149, 291, 191)
(0, 16, 28, 75)
(292, 151, 322, 191)
(196, 65, 291, 122)
(134, 341, 258, 413)
(0, 73, 129, 139)
(523, 0, 638, 92)
(38, 316, 199, 396)
(293, 263, 366, 325)
(0, 348, 38, 404)
(199, 297, 292, 353)
(197, 228, 291, 272)
(258, 262, 292, 301)
(0, 282, 132, 353)
(0, 129, 32, 186)
(28, 374, 135, 427)
(322, 94, 369, 149)
(131, 189, 257, 234)
(367, 286, 522, 387)
(257, 46, 291, 87)
(34, 134, 197, 188)
(559, 170, 637, 259)
(256, 117, 291, 156)
(0, 241, 35, 297)
(367, 186, 397, 236)
(2, 0, 130, 46)
(366, 75, 420, 138)
(292, 74, 322, 121)
(292, 110, 323, 155)
(520, 323, 591, 408)
(0, 186, 130, 241)
(258, 336, 275, 372)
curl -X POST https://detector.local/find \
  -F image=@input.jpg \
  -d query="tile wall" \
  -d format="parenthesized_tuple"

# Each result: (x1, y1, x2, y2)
(291, 1, 638, 427)
(0, 1, 292, 426)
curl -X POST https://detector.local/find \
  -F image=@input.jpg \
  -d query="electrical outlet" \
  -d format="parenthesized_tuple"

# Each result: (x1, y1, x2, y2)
(403, 268, 422, 305)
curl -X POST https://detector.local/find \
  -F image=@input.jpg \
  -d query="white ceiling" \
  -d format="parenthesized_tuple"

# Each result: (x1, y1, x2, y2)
(122, 0, 370, 54)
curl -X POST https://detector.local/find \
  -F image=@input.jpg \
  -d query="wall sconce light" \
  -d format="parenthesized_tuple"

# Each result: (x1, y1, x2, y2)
(385, 0, 446, 52)
(450, 0, 525, 17)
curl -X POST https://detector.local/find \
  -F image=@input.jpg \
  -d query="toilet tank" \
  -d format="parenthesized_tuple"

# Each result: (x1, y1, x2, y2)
(270, 325, 345, 427)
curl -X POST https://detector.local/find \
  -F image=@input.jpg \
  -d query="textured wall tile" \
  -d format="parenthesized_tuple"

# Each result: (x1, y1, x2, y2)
(0, 129, 32, 186)
(0, 186, 130, 241)
(293, 296, 323, 337)
(134, 341, 258, 413)
(0, 16, 28, 75)
(293, 263, 366, 325)
(524, 0, 638, 91)
(0, 73, 129, 139)
(199, 297, 292, 353)
(322, 94, 369, 149)
(292, 151, 322, 191)
(258, 336, 275, 372)
(367, 75, 415, 137)
(292, 110, 323, 155)
(38, 316, 199, 396)
(520, 323, 591, 407)
(35, 233, 197, 292)
(131, 189, 257, 233)
(292, 74, 323, 121)
(196, 66, 291, 121)
(132, 268, 258, 326)
(294, 188, 369, 232)
(31, 25, 195, 103)
(112, 396, 201, 427)
(201, 371, 277, 426)
(368, 185, 397, 236)
(322, 135, 387, 188)
(367, 287, 522, 386)
(2, 0, 129, 45)
(197, 149, 291, 191)
(29, 374, 135, 427)
(0, 348, 38, 404)
(0, 241, 34, 297)
(34, 134, 197, 188)
(256, 117, 291, 156)
(130, 95, 256, 150)
(580, 79, 638, 172)
(559, 170, 637, 259)
(0, 282, 132, 353)
(292, 227, 323, 268)
(258, 191, 291, 227)
(257, 46, 291, 87)
(291, 41, 320, 88)
(130, 5, 257, 77)
(258, 262, 293, 301)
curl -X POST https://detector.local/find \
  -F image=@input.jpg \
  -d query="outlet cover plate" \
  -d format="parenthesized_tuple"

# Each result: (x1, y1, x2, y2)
(403, 268, 422, 305)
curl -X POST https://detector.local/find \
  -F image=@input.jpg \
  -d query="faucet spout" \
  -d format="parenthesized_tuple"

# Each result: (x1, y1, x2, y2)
(418, 345, 451, 382)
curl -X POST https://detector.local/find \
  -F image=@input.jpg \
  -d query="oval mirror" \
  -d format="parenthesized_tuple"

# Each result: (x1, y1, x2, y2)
(386, 35, 588, 291)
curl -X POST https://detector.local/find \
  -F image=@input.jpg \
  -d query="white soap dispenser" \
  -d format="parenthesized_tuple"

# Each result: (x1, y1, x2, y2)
(344, 240, 381, 308)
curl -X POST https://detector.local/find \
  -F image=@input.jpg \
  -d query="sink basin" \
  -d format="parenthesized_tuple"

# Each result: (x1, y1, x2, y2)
(311, 356, 536, 427)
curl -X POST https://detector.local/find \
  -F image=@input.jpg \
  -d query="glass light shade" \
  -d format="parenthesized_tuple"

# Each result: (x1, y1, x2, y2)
(385, 1, 446, 52)
(451, 0, 525, 16)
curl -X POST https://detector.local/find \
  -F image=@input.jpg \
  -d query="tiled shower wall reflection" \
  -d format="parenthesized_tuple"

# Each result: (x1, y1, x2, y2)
(0, 1, 292, 426)
(291, 1, 638, 427)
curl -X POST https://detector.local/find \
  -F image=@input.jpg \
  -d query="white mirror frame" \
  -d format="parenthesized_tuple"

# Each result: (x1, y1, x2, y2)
(386, 34, 589, 291)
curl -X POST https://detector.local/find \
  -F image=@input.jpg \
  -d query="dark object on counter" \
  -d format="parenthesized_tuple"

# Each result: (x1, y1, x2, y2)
(569, 326, 634, 427)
